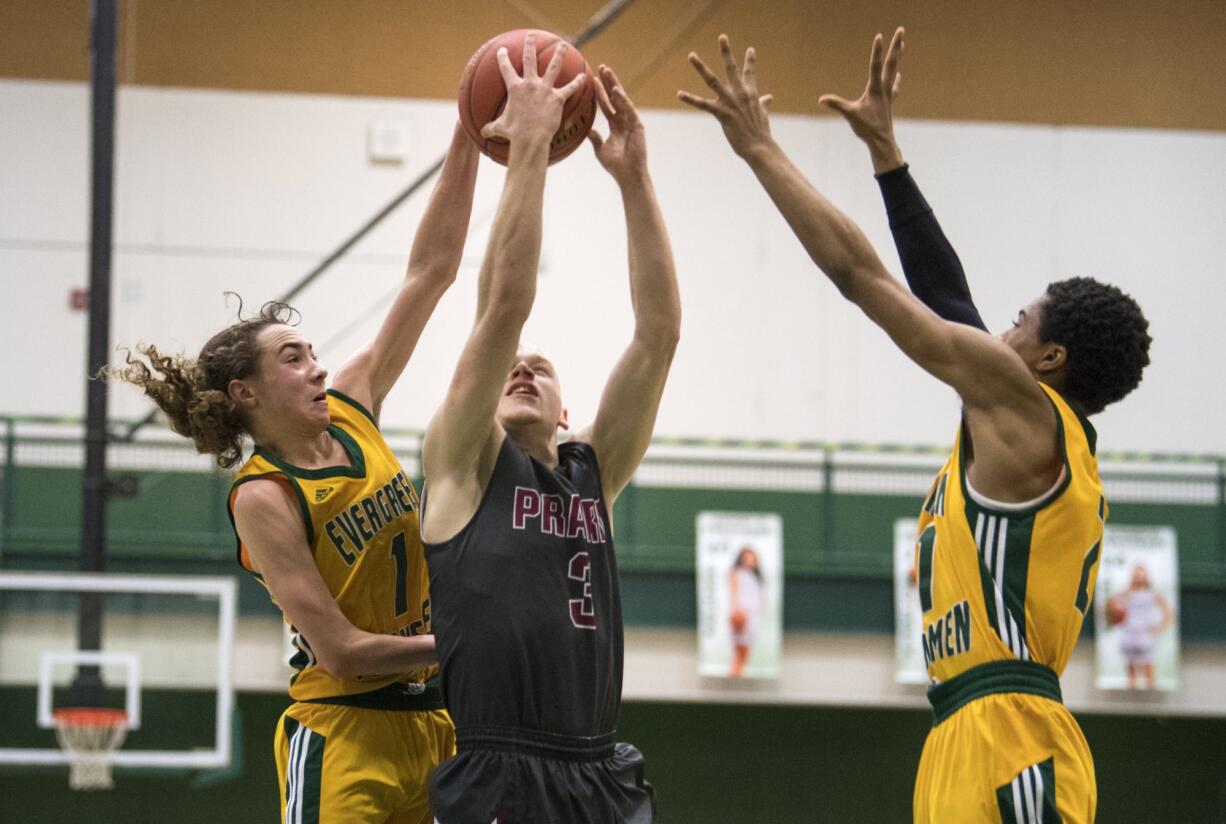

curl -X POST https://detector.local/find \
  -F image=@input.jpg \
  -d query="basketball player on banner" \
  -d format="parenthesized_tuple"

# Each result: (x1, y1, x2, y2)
(682, 30, 1150, 824)
(421, 32, 678, 824)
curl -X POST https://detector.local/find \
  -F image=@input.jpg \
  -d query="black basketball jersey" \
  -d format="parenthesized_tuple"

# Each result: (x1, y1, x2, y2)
(423, 437, 624, 738)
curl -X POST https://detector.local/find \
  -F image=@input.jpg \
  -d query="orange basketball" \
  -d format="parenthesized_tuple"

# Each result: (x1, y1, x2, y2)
(1107, 601, 1127, 627)
(458, 29, 597, 165)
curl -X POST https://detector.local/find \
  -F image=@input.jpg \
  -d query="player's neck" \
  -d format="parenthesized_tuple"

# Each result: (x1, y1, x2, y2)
(506, 425, 559, 469)
(254, 425, 341, 470)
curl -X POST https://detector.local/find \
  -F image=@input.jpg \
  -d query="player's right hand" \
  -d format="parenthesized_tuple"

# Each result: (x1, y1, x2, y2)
(482, 32, 587, 146)
(678, 34, 776, 160)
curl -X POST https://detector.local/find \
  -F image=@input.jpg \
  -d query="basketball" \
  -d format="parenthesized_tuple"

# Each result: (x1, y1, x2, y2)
(458, 29, 597, 165)
(1107, 600, 1127, 627)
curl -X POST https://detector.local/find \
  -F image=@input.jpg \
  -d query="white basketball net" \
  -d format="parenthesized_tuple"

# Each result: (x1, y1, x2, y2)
(53, 709, 129, 790)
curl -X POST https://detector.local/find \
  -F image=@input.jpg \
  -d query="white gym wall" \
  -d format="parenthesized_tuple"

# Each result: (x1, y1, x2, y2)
(2, 79, 1221, 452)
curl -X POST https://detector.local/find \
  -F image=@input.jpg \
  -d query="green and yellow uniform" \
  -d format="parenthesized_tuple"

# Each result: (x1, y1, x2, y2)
(229, 390, 452, 824)
(912, 384, 1104, 824)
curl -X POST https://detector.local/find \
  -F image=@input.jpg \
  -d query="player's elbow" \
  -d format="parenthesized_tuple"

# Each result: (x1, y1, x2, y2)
(833, 261, 884, 305)
(647, 317, 682, 352)
(310, 641, 363, 680)
(636, 301, 681, 350)
(480, 291, 534, 330)
(405, 261, 459, 297)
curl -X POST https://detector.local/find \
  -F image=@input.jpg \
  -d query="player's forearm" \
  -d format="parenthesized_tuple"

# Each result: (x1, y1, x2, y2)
(876, 165, 986, 331)
(405, 128, 480, 288)
(619, 173, 681, 348)
(320, 631, 438, 680)
(742, 140, 890, 302)
(475, 137, 551, 322)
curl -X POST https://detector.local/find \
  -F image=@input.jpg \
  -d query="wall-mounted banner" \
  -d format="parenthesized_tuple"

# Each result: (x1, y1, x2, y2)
(696, 512, 783, 679)
(1094, 525, 1180, 691)
(893, 518, 929, 684)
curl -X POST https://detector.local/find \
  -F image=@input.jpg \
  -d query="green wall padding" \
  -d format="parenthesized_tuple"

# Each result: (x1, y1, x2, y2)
(1, 689, 1223, 823)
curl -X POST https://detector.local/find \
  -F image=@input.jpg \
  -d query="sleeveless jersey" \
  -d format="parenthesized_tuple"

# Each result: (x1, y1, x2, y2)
(423, 437, 623, 738)
(915, 383, 1106, 684)
(228, 390, 435, 701)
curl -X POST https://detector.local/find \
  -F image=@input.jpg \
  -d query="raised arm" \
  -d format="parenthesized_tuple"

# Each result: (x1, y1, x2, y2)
(330, 123, 480, 421)
(573, 66, 681, 504)
(680, 36, 1058, 500)
(818, 28, 986, 331)
(233, 479, 436, 679)
(421, 35, 586, 536)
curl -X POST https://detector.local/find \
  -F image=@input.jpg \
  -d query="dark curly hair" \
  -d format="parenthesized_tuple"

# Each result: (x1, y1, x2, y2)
(1038, 278, 1150, 416)
(107, 298, 300, 469)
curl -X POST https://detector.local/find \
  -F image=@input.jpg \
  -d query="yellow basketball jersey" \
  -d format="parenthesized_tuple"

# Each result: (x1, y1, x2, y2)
(915, 383, 1107, 684)
(229, 390, 434, 701)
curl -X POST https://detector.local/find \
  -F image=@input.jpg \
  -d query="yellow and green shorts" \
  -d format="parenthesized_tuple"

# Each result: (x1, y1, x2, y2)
(914, 661, 1096, 824)
(274, 682, 455, 824)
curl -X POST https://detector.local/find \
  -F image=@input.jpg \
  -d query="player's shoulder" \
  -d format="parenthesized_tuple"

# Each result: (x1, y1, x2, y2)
(232, 474, 298, 518)
(558, 438, 605, 492)
(559, 436, 598, 464)
(326, 389, 379, 433)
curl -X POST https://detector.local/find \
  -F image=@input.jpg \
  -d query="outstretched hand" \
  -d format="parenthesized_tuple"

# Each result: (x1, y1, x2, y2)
(678, 34, 775, 159)
(818, 27, 905, 173)
(481, 32, 587, 147)
(588, 65, 648, 184)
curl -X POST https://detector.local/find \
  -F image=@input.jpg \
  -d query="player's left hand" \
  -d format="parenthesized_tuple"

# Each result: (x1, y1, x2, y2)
(589, 65, 648, 184)
(818, 27, 904, 169)
(678, 35, 775, 160)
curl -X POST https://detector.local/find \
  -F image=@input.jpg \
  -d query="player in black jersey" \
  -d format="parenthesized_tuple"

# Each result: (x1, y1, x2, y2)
(420, 34, 680, 824)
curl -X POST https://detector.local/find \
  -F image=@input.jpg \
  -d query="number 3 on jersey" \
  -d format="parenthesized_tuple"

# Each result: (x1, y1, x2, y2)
(568, 551, 597, 630)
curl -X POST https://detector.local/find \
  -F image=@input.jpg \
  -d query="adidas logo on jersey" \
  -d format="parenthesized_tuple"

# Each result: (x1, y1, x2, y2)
(315, 487, 334, 503)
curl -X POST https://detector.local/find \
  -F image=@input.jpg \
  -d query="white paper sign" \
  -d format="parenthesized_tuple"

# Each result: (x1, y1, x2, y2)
(893, 518, 929, 684)
(1094, 525, 1180, 691)
(696, 512, 783, 679)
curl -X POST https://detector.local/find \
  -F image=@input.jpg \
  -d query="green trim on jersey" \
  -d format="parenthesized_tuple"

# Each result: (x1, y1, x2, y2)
(956, 401, 1073, 521)
(928, 659, 1062, 726)
(965, 502, 1037, 660)
(996, 757, 1062, 824)
(228, 472, 315, 559)
(326, 388, 377, 427)
(1074, 497, 1107, 616)
(922, 473, 947, 516)
(253, 425, 367, 481)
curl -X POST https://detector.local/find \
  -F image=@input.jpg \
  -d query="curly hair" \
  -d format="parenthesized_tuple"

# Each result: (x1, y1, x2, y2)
(108, 299, 300, 469)
(1038, 278, 1151, 416)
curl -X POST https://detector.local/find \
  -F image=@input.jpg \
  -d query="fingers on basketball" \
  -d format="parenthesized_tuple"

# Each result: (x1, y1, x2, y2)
(458, 29, 598, 165)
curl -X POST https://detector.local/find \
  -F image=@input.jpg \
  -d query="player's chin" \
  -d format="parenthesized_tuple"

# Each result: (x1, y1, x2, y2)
(496, 403, 545, 430)
(498, 408, 540, 427)
(305, 402, 332, 429)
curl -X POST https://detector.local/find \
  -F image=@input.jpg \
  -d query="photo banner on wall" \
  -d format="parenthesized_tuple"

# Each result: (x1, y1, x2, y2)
(1094, 525, 1180, 691)
(696, 512, 783, 680)
(893, 518, 929, 684)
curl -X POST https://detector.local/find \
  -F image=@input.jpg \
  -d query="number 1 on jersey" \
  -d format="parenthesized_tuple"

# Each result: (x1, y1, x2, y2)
(917, 524, 937, 613)
(390, 532, 408, 616)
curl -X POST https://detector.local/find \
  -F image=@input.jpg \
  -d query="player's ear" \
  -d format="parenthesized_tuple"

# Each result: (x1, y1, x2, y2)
(228, 378, 258, 410)
(1035, 342, 1067, 375)
(558, 406, 570, 431)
